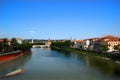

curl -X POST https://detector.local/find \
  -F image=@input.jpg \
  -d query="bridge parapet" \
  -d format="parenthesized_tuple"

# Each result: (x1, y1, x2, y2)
(32, 45, 50, 48)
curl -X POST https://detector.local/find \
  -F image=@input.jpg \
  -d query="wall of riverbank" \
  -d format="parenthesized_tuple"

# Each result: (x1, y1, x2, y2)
(0, 49, 31, 63)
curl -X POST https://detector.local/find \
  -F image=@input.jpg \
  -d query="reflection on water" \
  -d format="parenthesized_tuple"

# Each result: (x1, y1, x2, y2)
(0, 48, 120, 80)
(59, 51, 71, 58)
(82, 55, 120, 77)
(0, 53, 31, 77)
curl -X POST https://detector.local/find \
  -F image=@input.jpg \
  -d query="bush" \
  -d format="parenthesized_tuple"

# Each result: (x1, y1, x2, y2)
(100, 45, 109, 52)
(51, 40, 72, 48)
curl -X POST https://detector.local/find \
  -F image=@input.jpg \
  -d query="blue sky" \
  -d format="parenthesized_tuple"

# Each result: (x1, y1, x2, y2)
(0, 0, 120, 39)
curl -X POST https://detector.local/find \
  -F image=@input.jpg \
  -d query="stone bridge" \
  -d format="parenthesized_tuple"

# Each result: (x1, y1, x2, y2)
(32, 45, 50, 48)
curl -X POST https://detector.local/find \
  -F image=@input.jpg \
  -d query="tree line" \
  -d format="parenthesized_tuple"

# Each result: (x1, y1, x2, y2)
(51, 40, 72, 48)
(0, 38, 32, 53)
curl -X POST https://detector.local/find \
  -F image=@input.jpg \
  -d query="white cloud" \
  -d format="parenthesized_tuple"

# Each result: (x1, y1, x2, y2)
(30, 31, 35, 33)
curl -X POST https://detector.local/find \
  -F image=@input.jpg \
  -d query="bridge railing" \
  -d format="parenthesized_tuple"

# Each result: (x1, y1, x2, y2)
(32, 45, 50, 48)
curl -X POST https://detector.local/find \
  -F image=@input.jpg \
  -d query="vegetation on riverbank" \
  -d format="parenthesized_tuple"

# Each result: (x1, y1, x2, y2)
(0, 38, 32, 54)
(51, 41, 120, 61)
(51, 46, 120, 61)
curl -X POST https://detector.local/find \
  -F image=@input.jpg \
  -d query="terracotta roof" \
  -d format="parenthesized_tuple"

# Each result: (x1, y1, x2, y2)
(0, 38, 11, 42)
(6, 39, 11, 42)
(0, 39, 3, 42)
(103, 35, 116, 39)
(92, 38, 101, 41)
(106, 39, 120, 42)
(76, 40, 83, 43)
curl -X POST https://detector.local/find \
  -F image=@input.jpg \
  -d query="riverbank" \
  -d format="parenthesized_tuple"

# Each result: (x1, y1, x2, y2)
(0, 50, 31, 63)
(51, 46, 120, 63)
(0, 51, 22, 56)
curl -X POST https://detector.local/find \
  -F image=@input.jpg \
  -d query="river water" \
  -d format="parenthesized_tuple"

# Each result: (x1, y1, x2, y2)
(0, 48, 120, 80)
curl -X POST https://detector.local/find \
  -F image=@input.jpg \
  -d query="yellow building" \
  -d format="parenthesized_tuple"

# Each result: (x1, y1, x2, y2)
(101, 35, 120, 52)
(45, 38, 51, 45)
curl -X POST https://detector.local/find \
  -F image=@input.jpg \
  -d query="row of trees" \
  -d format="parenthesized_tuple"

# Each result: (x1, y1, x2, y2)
(51, 40, 72, 48)
(0, 38, 32, 53)
(11, 38, 32, 51)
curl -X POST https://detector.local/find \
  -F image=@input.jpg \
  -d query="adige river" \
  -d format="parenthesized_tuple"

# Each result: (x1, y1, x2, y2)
(0, 48, 120, 80)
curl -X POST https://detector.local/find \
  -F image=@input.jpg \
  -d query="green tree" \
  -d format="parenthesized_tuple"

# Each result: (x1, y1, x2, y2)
(100, 45, 109, 52)
(18, 43, 32, 50)
(63, 40, 72, 47)
(11, 38, 19, 51)
(11, 38, 18, 45)
(51, 40, 72, 48)
(114, 45, 120, 51)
